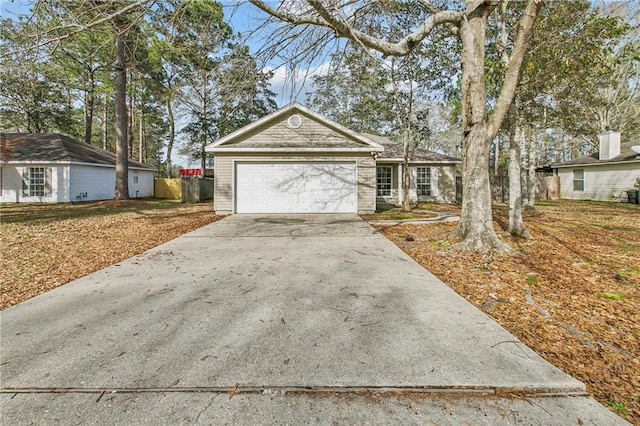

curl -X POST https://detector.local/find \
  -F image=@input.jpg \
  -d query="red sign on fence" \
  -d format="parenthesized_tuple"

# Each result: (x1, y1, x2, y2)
(179, 168, 201, 177)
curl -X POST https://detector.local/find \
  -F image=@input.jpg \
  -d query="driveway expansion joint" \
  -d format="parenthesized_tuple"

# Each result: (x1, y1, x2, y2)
(0, 386, 588, 398)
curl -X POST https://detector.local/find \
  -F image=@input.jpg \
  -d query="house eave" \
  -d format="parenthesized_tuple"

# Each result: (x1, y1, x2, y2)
(4, 160, 155, 171)
(376, 158, 460, 164)
(552, 159, 640, 168)
(210, 147, 384, 153)
(205, 102, 384, 152)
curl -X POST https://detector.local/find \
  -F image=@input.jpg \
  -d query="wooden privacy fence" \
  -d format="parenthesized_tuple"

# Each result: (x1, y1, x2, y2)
(455, 175, 559, 204)
(181, 177, 214, 203)
(154, 178, 182, 200)
(154, 177, 214, 203)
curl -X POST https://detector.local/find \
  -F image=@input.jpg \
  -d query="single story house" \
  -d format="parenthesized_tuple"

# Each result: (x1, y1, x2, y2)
(0, 133, 155, 203)
(205, 103, 459, 214)
(551, 131, 640, 201)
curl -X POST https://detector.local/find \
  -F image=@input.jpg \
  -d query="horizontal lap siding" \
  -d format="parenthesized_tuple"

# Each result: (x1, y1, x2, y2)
(214, 153, 375, 214)
(558, 164, 640, 201)
(237, 113, 357, 148)
(70, 165, 116, 201)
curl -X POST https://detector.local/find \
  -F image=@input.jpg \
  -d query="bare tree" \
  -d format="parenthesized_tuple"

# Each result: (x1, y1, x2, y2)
(249, 0, 542, 251)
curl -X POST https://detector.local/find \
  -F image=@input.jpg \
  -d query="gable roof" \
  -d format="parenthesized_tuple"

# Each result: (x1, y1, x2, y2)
(363, 133, 460, 163)
(552, 142, 640, 168)
(0, 133, 155, 170)
(205, 102, 384, 153)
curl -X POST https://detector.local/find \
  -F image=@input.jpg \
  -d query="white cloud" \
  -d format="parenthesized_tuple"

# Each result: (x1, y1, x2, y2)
(265, 62, 332, 107)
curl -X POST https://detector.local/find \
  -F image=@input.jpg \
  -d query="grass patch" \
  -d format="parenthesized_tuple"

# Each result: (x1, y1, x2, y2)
(602, 292, 628, 301)
(525, 275, 539, 287)
(607, 401, 628, 415)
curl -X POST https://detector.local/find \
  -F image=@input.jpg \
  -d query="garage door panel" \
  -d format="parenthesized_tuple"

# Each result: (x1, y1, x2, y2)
(235, 162, 357, 213)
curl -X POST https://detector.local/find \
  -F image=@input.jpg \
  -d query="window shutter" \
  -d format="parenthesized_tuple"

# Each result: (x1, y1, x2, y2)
(45, 168, 52, 196)
(21, 168, 29, 196)
(431, 167, 438, 197)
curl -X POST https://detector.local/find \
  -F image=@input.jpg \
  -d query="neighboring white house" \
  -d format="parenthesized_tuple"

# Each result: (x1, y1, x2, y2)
(205, 103, 459, 215)
(551, 131, 640, 202)
(0, 133, 156, 203)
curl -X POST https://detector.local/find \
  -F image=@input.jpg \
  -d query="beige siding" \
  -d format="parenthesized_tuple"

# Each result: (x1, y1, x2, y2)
(232, 112, 363, 148)
(557, 163, 640, 201)
(214, 153, 376, 214)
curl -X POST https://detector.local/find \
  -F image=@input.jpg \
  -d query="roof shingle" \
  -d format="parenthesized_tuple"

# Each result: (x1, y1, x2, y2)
(0, 133, 154, 169)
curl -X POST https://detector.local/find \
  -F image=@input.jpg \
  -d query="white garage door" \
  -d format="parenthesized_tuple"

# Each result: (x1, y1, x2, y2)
(235, 162, 357, 213)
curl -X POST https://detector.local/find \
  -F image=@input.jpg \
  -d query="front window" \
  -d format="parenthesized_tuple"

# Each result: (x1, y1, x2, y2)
(22, 167, 52, 197)
(416, 167, 431, 196)
(377, 166, 392, 197)
(133, 170, 139, 184)
(573, 169, 584, 191)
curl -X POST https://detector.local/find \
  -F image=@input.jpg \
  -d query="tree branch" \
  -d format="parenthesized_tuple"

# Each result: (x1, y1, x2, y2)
(488, 0, 543, 140)
(248, 0, 464, 56)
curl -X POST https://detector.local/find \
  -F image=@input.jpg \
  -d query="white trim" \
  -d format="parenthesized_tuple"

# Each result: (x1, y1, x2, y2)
(206, 102, 384, 152)
(553, 159, 640, 168)
(210, 147, 382, 153)
(378, 158, 459, 164)
(4, 160, 155, 171)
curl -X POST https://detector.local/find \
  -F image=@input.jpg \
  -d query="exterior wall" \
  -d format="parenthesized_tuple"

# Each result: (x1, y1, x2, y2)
(1, 163, 154, 203)
(69, 165, 116, 201)
(0, 164, 67, 203)
(557, 163, 640, 201)
(214, 152, 376, 214)
(129, 169, 155, 198)
(376, 163, 457, 205)
(69, 165, 154, 201)
(232, 112, 360, 148)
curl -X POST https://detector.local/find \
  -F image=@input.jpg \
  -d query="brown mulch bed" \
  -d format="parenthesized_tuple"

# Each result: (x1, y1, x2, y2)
(373, 200, 640, 424)
(1, 200, 220, 309)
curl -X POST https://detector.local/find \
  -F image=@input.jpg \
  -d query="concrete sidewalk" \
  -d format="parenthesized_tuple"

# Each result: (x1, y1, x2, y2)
(0, 215, 627, 424)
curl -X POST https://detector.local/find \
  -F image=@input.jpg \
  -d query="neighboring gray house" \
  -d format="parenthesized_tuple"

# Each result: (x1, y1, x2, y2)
(551, 131, 640, 201)
(0, 133, 156, 203)
(205, 103, 459, 214)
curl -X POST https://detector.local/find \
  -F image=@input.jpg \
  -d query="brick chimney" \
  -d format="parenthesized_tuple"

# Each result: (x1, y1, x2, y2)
(599, 130, 621, 160)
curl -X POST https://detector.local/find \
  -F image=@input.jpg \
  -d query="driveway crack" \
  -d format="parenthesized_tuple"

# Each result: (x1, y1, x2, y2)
(194, 395, 217, 424)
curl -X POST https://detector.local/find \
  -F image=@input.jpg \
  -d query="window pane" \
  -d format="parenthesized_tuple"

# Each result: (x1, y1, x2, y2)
(416, 167, 431, 196)
(573, 169, 584, 191)
(377, 167, 391, 197)
(29, 167, 46, 196)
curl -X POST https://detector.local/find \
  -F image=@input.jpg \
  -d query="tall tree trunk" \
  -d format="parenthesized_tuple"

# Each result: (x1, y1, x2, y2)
(456, 9, 508, 252)
(201, 76, 207, 177)
(102, 96, 108, 151)
(508, 110, 530, 237)
(114, 30, 129, 200)
(166, 97, 175, 178)
(402, 129, 411, 211)
(526, 129, 537, 209)
(138, 108, 144, 163)
(84, 71, 95, 144)
(493, 139, 501, 176)
(128, 71, 135, 159)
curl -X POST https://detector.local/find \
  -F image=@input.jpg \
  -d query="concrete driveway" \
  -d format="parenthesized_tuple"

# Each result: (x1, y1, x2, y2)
(1, 215, 627, 424)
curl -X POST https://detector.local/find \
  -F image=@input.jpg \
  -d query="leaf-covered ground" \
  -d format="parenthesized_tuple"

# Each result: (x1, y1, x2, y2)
(373, 200, 640, 424)
(1, 200, 220, 309)
(2, 199, 638, 422)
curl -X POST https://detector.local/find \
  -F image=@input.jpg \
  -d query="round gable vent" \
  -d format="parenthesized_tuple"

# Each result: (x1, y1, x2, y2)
(287, 114, 303, 129)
